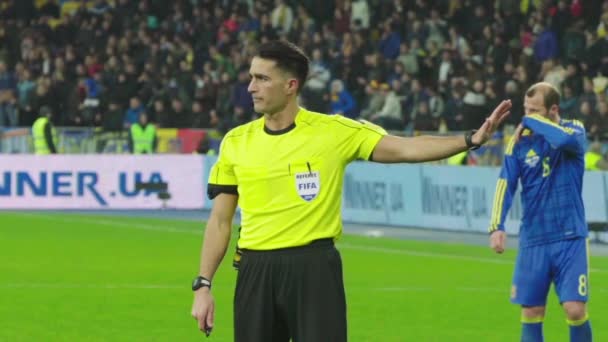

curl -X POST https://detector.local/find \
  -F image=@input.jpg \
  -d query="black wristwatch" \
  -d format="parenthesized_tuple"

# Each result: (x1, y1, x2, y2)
(192, 276, 212, 291)
(464, 129, 481, 150)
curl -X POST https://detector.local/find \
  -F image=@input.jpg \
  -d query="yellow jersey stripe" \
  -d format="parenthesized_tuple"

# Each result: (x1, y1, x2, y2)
(562, 119, 585, 129)
(505, 137, 516, 156)
(494, 180, 507, 225)
(586, 238, 590, 282)
(489, 179, 507, 232)
(490, 180, 503, 226)
(528, 114, 574, 134)
(489, 180, 502, 231)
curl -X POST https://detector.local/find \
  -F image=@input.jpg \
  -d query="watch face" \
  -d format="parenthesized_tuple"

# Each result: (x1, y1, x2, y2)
(192, 276, 210, 291)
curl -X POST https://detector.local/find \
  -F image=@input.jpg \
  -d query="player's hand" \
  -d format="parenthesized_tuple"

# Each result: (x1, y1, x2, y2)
(472, 100, 512, 145)
(490, 230, 506, 254)
(191, 288, 214, 335)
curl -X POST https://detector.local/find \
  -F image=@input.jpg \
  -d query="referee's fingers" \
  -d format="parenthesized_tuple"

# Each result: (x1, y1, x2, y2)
(207, 305, 215, 327)
(198, 313, 208, 331)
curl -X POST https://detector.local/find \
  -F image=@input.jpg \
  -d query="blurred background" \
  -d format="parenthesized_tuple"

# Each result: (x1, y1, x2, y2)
(0, 0, 607, 166)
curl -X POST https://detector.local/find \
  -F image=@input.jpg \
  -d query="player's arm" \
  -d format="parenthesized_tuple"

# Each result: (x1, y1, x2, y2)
(523, 115, 586, 155)
(488, 138, 520, 253)
(372, 100, 511, 163)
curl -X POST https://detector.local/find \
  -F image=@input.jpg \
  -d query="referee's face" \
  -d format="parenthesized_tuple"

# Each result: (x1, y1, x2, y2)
(248, 57, 294, 115)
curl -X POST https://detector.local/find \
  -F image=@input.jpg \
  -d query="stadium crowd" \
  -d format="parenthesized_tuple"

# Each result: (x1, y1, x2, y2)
(0, 0, 608, 139)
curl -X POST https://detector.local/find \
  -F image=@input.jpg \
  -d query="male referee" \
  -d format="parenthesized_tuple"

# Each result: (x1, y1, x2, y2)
(191, 40, 511, 341)
(489, 82, 592, 342)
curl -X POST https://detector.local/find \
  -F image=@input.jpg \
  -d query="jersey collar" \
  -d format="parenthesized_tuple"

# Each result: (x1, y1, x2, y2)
(263, 107, 304, 135)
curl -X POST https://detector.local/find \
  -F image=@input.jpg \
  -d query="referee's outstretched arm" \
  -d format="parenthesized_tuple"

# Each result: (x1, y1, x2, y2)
(191, 193, 238, 335)
(371, 100, 512, 163)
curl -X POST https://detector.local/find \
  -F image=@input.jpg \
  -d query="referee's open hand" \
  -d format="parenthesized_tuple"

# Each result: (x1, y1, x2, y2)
(472, 100, 512, 146)
(192, 288, 215, 336)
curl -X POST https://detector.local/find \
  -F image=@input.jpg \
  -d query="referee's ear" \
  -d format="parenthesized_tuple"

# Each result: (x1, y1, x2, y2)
(286, 78, 299, 95)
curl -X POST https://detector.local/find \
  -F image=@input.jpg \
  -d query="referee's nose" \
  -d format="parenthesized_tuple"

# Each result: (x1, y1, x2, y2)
(248, 79, 257, 94)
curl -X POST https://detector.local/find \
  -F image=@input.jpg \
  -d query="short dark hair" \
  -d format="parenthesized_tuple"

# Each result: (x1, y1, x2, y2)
(525, 82, 560, 110)
(255, 40, 309, 93)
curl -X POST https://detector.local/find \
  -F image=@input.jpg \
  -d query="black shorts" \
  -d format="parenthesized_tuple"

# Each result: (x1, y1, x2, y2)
(234, 238, 347, 342)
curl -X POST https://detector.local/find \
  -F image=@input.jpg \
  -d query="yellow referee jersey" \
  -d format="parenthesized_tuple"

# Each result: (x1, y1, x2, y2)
(208, 108, 386, 250)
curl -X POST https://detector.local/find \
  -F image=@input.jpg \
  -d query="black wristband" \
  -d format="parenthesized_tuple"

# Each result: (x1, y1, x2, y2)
(192, 276, 212, 291)
(465, 130, 481, 150)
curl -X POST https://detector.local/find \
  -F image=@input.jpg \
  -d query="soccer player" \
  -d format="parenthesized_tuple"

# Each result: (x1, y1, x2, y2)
(489, 82, 592, 342)
(191, 40, 511, 341)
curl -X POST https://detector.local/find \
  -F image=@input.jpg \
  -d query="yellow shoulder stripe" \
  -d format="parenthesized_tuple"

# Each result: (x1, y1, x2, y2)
(504, 137, 516, 156)
(528, 114, 574, 134)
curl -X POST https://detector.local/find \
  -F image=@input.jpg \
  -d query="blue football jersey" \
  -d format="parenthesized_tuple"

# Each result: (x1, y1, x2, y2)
(489, 115, 588, 247)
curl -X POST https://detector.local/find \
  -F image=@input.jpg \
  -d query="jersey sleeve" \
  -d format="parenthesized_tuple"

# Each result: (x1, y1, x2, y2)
(522, 115, 587, 155)
(207, 134, 238, 199)
(333, 116, 387, 162)
(489, 138, 520, 233)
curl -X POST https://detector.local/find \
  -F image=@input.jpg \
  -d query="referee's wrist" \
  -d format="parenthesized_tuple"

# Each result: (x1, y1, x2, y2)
(192, 275, 212, 291)
(464, 130, 481, 150)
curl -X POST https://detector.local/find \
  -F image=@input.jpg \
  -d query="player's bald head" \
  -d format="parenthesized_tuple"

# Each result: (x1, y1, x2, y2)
(525, 82, 560, 110)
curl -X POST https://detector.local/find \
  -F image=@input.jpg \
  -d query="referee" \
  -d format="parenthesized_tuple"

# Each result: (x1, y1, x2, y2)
(191, 40, 512, 341)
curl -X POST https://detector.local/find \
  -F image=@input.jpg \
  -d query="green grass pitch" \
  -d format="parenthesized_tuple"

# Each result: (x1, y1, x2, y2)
(1, 212, 606, 341)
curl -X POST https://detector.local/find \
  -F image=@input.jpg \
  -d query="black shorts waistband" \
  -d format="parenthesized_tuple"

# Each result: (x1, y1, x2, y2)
(241, 238, 334, 256)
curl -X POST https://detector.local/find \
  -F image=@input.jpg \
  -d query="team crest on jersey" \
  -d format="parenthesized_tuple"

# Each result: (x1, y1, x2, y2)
(295, 171, 320, 201)
(525, 149, 539, 167)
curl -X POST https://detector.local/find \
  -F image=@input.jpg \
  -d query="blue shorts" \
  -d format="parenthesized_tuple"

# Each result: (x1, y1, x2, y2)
(511, 237, 590, 306)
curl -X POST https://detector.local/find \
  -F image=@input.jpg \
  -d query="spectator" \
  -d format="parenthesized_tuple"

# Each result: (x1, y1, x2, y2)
(271, 0, 294, 36)
(395, 42, 419, 77)
(577, 100, 595, 130)
(303, 48, 331, 113)
(129, 112, 157, 154)
(329, 79, 356, 119)
(32, 106, 57, 154)
(504, 80, 524, 126)
(16, 68, 36, 125)
(588, 101, 608, 140)
(403, 78, 429, 124)
(168, 98, 193, 128)
(413, 101, 438, 131)
(103, 100, 124, 132)
(428, 87, 445, 120)
(559, 84, 579, 117)
(462, 80, 487, 130)
(360, 81, 385, 119)
(195, 134, 217, 155)
(0, 61, 17, 126)
(369, 83, 403, 131)
(534, 22, 559, 63)
(124, 97, 144, 128)
(585, 141, 608, 170)
(350, 0, 370, 30)
(192, 100, 211, 129)
(563, 61, 584, 96)
(231, 69, 253, 116)
(378, 21, 401, 60)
